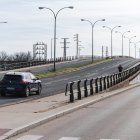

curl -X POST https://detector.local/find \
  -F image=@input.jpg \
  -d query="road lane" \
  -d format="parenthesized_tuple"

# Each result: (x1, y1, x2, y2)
(10, 85, 140, 140)
(0, 57, 139, 106)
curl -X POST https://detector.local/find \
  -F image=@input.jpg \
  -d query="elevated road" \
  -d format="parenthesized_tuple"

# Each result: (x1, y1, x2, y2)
(0, 57, 139, 106)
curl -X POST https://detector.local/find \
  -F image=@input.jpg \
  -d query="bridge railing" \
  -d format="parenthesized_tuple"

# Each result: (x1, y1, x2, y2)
(65, 63, 140, 103)
(0, 56, 77, 71)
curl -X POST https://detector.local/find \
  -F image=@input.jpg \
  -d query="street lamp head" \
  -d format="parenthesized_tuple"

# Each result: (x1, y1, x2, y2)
(0, 21, 7, 23)
(102, 26, 105, 28)
(81, 19, 85, 21)
(102, 19, 105, 21)
(118, 26, 121, 27)
(38, 7, 44, 10)
(68, 6, 74, 9)
(127, 31, 130, 32)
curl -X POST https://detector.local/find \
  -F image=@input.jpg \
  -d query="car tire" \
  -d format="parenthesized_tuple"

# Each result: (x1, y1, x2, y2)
(36, 84, 42, 95)
(1, 92, 6, 97)
(24, 87, 30, 97)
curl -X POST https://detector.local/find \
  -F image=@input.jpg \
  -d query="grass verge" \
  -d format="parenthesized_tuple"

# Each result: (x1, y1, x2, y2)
(35, 58, 111, 78)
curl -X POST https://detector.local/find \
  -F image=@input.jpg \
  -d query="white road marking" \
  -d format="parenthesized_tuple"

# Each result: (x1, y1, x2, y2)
(44, 76, 82, 85)
(100, 139, 120, 140)
(59, 137, 80, 140)
(86, 73, 97, 77)
(16, 135, 43, 140)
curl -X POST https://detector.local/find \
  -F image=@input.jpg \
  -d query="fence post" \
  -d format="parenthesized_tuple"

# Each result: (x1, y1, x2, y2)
(110, 75, 113, 87)
(118, 73, 121, 83)
(99, 77, 102, 92)
(103, 76, 106, 90)
(113, 74, 115, 85)
(90, 79, 93, 95)
(84, 79, 88, 97)
(77, 80, 81, 100)
(69, 82, 75, 103)
(122, 72, 125, 81)
(95, 78, 98, 93)
(116, 74, 119, 84)
(107, 76, 110, 88)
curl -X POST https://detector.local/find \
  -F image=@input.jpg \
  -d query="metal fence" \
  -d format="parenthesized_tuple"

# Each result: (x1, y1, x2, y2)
(0, 56, 76, 71)
(65, 64, 140, 103)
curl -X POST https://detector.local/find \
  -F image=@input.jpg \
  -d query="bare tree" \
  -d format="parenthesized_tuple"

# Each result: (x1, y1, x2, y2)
(0, 51, 33, 62)
(8, 51, 32, 61)
(0, 51, 8, 61)
(7, 55, 14, 61)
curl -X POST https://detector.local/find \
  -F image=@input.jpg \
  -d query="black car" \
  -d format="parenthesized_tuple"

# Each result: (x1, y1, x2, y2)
(0, 72, 42, 97)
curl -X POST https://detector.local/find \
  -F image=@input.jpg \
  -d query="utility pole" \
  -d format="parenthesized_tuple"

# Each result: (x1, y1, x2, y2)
(106, 46, 108, 59)
(60, 38, 70, 60)
(74, 34, 81, 58)
(102, 46, 104, 59)
(78, 46, 84, 57)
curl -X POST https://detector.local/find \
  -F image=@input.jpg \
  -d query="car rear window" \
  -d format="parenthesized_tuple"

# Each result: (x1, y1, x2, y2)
(3, 75, 22, 82)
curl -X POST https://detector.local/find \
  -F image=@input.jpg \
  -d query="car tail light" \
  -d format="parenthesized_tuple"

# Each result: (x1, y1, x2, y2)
(0, 80, 4, 85)
(19, 80, 27, 85)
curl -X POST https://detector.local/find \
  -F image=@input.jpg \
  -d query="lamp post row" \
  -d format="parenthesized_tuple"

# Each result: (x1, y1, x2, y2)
(38, 4, 139, 71)
(1, 6, 139, 72)
(0, 7, 139, 73)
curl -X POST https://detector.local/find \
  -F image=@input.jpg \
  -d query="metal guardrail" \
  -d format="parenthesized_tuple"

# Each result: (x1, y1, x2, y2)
(0, 56, 76, 71)
(65, 64, 140, 103)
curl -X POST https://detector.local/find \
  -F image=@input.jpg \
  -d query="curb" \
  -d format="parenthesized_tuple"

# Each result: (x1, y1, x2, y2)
(0, 82, 140, 140)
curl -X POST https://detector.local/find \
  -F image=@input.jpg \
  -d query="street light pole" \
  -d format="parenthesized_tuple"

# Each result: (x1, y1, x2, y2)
(81, 19, 105, 63)
(39, 6, 74, 72)
(115, 31, 130, 56)
(132, 41, 140, 58)
(124, 36, 136, 57)
(103, 25, 121, 58)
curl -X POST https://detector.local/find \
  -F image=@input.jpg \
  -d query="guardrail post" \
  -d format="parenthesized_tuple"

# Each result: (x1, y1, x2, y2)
(95, 78, 98, 93)
(65, 83, 68, 96)
(122, 72, 125, 81)
(113, 74, 115, 85)
(103, 76, 106, 90)
(120, 72, 123, 82)
(110, 75, 113, 87)
(90, 79, 94, 95)
(107, 76, 110, 88)
(118, 73, 121, 83)
(116, 74, 119, 84)
(69, 82, 75, 103)
(126, 70, 129, 79)
(84, 79, 88, 97)
(77, 80, 81, 100)
(99, 77, 102, 92)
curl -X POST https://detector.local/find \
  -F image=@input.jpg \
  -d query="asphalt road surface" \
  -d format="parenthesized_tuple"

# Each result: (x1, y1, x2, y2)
(10, 85, 140, 140)
(0, 57, 139, 106)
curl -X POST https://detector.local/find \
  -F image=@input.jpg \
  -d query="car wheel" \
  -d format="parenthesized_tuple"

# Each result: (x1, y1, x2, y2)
(1, 92, 6, 97)
(36, 85, 42, 95)
(24, 87, 30, 97)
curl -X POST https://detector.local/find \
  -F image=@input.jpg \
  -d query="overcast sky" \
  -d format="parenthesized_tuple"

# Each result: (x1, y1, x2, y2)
(0, 0, 140, 58)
